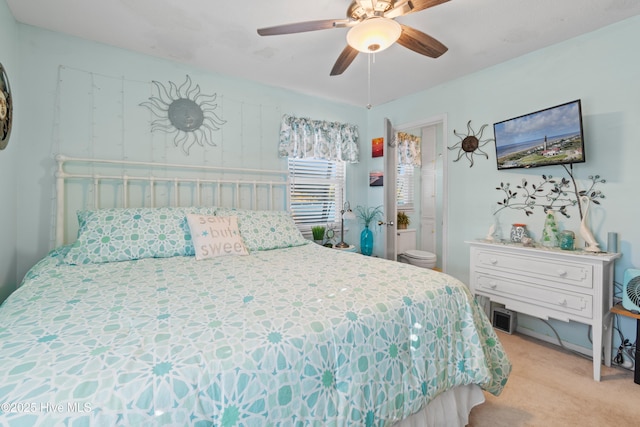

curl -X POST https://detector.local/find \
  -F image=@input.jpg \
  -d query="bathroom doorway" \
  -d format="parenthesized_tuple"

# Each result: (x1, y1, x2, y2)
(383, 115, 448, 272)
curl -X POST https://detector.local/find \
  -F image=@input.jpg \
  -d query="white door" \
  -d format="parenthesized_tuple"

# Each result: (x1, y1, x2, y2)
(420, 125, 437, 254)
(383, 118, 397, 261)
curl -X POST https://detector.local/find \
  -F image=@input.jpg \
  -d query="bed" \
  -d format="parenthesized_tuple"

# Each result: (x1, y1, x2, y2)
(0, 156, 510, 426)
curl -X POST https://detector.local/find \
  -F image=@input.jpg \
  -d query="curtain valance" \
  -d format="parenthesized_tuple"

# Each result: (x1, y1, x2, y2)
(278, 114, 359, 163)
(395, 131, 421, 167)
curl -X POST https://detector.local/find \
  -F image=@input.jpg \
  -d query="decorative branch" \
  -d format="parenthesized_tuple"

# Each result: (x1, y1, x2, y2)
(495, 166, 605, 220)
(356, 205, 383, 227)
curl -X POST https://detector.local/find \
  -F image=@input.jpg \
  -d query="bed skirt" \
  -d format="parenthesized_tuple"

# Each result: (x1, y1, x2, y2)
(394, 384, 485, 427)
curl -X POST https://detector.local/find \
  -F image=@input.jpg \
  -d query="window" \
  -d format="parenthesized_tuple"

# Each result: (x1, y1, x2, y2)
(397, 164, 415, 210)
(288, 158, 345, 228)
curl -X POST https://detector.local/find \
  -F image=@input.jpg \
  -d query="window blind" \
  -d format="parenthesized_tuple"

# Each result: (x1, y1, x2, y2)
(288, 158, 345, 226)
(397, 164, 415, 210)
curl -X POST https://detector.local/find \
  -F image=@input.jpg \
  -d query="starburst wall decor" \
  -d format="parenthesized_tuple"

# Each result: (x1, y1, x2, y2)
(449, 120, 494, 167)
(140, 76, 226, 155)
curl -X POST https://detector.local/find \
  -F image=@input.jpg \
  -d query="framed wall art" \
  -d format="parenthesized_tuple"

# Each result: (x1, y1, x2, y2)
(372, 137, 383, 158)
(369, 171, 383, 187)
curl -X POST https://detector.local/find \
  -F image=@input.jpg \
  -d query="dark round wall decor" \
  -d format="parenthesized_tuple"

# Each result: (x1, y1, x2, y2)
(0, 62, 12, 150)
(449, 120, 494, 168)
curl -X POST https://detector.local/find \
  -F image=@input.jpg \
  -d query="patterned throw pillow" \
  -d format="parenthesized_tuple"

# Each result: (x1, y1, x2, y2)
(214, 208, 308, 251)
(64, 206, 216, 264)
(186, 215, 249, 260)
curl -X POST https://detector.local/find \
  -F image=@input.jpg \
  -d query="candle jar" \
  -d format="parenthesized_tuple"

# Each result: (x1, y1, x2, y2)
(510, 223, 528, 243)
(560, 230, 575, 250)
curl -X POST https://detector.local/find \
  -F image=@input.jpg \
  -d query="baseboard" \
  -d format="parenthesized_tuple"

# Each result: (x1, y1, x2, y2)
(514, 327, 593, 358)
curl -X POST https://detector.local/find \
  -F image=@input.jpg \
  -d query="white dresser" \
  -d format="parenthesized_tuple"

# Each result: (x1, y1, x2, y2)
(468, 240, 620, 381)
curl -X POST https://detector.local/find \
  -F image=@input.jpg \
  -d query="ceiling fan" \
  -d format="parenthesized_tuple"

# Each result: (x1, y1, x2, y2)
(257, 0, 450, 76)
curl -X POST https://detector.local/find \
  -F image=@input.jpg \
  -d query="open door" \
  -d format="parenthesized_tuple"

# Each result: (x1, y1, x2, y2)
(383, 114, 448, 270)
(383, 118, 397, 261)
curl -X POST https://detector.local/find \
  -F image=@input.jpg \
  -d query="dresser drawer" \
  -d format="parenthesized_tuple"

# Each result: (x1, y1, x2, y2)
(475, 273, 592, 319)
(475, 250, 593, 290)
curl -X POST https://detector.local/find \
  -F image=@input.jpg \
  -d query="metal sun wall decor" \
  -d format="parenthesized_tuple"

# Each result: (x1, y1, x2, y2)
(140, 75, 226, 155)
(449, 120, 494, 167)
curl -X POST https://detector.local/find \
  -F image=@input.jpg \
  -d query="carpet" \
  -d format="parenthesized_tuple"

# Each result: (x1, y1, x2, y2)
(468, 331, 640, 426)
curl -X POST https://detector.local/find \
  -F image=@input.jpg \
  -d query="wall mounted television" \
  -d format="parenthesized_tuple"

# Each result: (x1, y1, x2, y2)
(494, 100, 585, 170)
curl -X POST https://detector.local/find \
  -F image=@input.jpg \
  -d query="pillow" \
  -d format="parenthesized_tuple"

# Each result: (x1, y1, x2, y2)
(186, 214, 249, 260)
(214, 208, 307, 251)
(64, 206, 216, 264)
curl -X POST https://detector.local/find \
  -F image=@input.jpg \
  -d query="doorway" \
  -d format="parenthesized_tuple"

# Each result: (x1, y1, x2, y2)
(384, 115, 448, 272)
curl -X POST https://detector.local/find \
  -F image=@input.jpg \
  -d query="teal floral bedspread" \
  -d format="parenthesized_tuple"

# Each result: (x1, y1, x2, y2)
(0, 243, 510, 426)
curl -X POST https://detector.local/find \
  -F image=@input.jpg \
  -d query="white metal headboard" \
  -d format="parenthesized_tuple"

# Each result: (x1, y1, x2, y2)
(55, 155, 289, 246)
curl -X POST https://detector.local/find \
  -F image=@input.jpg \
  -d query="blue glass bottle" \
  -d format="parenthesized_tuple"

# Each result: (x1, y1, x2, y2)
(360, 226, 374, 256)
(560, 230, 575, 250)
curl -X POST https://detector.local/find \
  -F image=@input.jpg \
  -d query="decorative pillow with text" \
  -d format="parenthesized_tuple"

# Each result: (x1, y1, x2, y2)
(186, 214, 249, 260)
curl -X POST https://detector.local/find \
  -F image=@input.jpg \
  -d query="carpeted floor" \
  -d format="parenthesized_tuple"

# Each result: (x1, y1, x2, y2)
(468, 331, 640, 426)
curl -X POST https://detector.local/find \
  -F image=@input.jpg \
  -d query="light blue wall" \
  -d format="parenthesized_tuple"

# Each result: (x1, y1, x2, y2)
(12, 22, 367, 284)
(0, 0, 18, 302)
(364, 15, 640, 351)
(3, 0, 639, 356)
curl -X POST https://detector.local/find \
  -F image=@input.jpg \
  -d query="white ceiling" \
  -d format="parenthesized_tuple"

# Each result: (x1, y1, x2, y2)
(6, 0, 640, 107)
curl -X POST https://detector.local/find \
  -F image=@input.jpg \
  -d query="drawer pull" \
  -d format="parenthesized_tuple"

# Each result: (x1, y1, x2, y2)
(557, 269, 567, 277)
(490, 258, 498, 265)
(558, 299, 568, 306)
(488, 281, 497, 290)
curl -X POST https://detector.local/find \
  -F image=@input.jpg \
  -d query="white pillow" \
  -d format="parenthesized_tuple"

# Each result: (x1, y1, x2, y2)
(186, 214, 249, 260)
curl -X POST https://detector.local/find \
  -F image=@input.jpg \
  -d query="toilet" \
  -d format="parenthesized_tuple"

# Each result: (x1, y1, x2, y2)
(397, 229, 437, 269)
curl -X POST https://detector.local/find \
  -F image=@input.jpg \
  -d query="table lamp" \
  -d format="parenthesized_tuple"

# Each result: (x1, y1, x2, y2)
(335, 201, 356, 248)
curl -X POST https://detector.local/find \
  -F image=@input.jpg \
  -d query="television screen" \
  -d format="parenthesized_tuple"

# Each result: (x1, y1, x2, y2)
(494, 100, 585, 170)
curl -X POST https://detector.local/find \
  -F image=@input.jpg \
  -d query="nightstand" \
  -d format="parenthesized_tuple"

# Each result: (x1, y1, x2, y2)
(611, 303, 640, 384)
(333, 245, 357, 253)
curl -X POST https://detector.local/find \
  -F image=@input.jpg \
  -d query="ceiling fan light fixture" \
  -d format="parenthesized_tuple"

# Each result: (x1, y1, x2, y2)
(346, 17, 401, 53)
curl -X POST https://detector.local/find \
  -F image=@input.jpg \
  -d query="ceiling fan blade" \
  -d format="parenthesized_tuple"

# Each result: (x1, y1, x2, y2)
(257, 19, 352, 36)
(330, 45, 359, 76)
(407, 0, 451, 14)
(397, 24, 448, 58)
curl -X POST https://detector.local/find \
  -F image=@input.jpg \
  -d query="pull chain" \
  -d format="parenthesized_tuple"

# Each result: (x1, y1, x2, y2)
(366, 53, 373, 110)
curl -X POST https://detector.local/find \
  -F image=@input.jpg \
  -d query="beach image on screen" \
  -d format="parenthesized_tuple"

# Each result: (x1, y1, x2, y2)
(494, 101, 584, 169)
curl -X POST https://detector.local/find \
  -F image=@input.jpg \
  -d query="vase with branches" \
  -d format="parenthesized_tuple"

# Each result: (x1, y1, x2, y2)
(356, 205, 383, 256)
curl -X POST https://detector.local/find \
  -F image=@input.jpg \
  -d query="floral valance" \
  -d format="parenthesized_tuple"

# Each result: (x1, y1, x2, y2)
(278, 114, 360, 163)
(395, 131, 421, 167)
